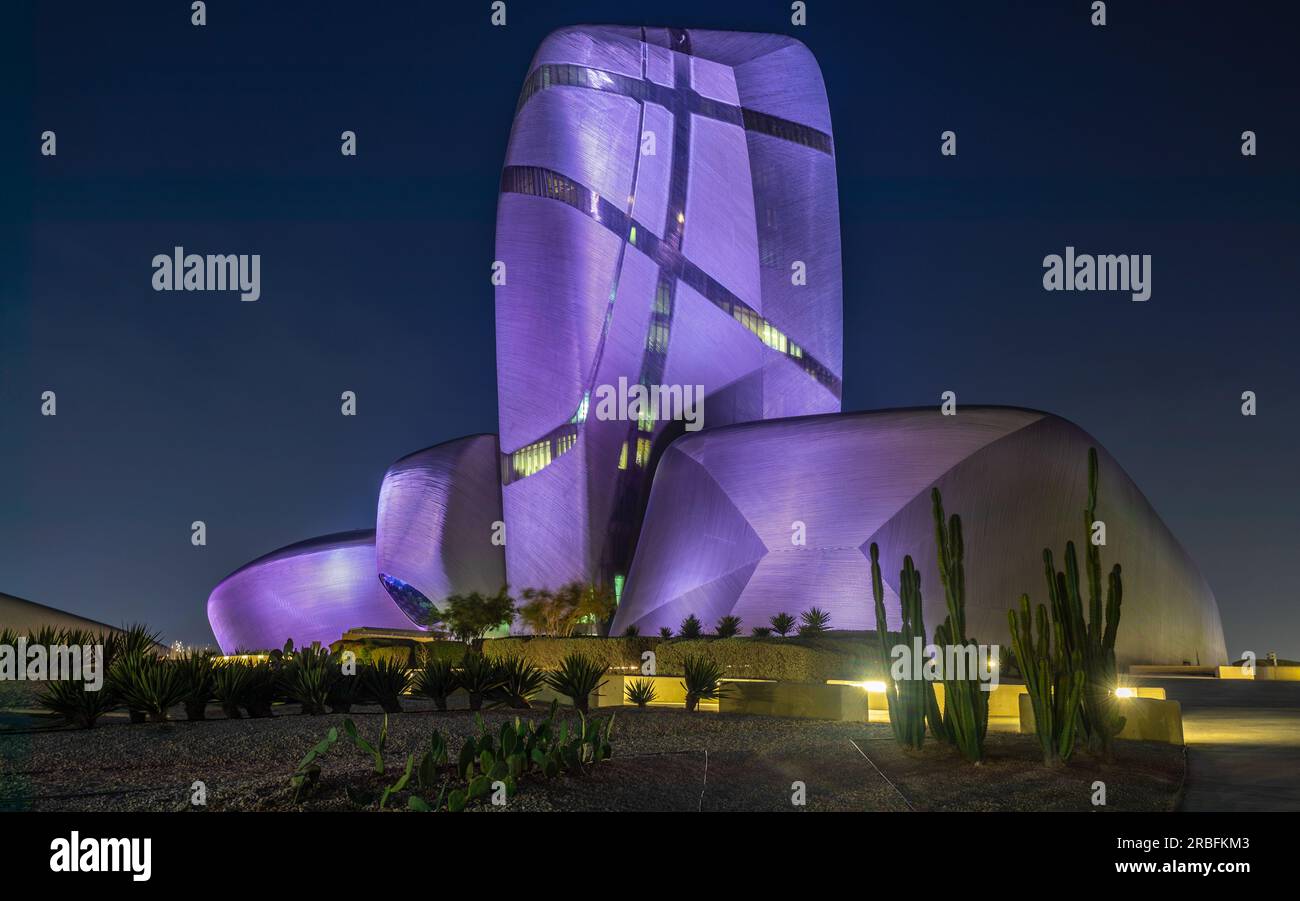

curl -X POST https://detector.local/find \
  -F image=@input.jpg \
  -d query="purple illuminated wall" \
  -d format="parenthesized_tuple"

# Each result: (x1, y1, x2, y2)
(375, 434, 506, 626)
(610, 408, 1227, 668)
(495, 27, 843, 603)
(207, 530, 411, 654)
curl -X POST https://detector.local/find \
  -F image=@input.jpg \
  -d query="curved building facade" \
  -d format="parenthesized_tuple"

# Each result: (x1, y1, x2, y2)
(495, 26, 843, 600)
(207, 530, 411, 654)
(610, 408, 1227, 668)
(375, 434, 506, 626)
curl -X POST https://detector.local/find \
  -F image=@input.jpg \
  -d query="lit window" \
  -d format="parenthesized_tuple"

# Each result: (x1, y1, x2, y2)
(618, 442, 628, 470)
(635, 438, 651, 467)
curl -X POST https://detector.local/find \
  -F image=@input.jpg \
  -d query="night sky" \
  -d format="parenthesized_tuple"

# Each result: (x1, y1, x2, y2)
(2, 1, 1296, 657)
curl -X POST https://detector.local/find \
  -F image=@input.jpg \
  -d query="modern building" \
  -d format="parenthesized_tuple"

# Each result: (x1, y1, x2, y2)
(207, 530, 411, 653)
(204, 26, 1225, 667)
(375, 434, 506, 627)
(609, 408, 1228, 668)
(0, 592, 132, 638)
(495, 26, 842, 599)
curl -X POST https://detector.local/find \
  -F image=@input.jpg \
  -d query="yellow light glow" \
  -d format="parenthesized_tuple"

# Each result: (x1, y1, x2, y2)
(1114, 686, 1136, 698)
(864, 681, 887, 693)
(676, 211, 685, 224)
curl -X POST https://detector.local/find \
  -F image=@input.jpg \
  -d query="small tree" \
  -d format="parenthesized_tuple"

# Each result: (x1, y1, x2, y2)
(658, 626, 673, 640)
(714, 615, 743, 638)
(797, 607, 831, 635)
(679, 614, 703, 639)
(517, 581, 616, 636)
(434, 587, 515, 645)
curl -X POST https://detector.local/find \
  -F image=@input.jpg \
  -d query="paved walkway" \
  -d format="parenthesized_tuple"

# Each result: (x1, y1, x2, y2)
(1138, 677, 1300, 811)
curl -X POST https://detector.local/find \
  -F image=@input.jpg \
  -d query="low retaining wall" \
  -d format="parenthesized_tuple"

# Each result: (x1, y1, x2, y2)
(1018, 693, 1183, 745)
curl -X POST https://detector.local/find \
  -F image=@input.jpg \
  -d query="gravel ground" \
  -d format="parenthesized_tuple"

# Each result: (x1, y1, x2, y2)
(0, 699, 1183, 812)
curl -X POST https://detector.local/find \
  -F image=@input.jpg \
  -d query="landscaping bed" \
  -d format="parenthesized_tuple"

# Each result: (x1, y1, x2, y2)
(0, 700, 1183, 813)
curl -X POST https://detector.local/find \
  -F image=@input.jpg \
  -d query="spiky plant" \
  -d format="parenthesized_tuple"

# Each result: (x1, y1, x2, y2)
(622, 624, 640, 637)
(679, 614, 703, 639)
(769, 612, 796, 637)
(714, 615, 743, 638)
(37, 679, 117, 729)
(173, 650, 215, 720)
(751, 626, 772, 638)
(624, 678, 658, 708)
(797, 607, 831, 635)
(328, 671, 361, 714)
(280, 647, 339, 715)
(495, 655, 545, 709)
(658, 626, 673, 640)
(212, 661, 253, 718)
(545, 653, 607, 714)
(457, 652, 503, 711)
(360, 657, 409, 713)
(412, 657, 459, 711)
(114, 654, 184, 722)
(0, 627, 20, 647)
(243, 662, 279, 717)
(680, 655, 728, 712)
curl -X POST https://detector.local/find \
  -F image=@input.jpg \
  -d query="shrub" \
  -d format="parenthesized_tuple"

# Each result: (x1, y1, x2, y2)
(715, 615, 743, 638)
(174, 651, 215, 720)
(679, 614, 703, 639)
(769, 612, 796, 637)
(412, 656, 459, 711)
(457, 652, 503, 711)
(360, 657, 408, 713)
(328, 671, 361, 714)
(545, 653, 607, 714)
(212, 662, 253, 718)
(797, 607, 831, 635)
(113, 654, 185, 722)
(622, 624, 640, 637)
(243, 662, 279, 717)
(751, 626, 772, 638)
(658, 626, 673, 640)
(625, 678, 657, 708)
(37, 679, 116, 729)
(656, 635, 882, 683)
(482, 636, 656, 673)
(280, 647, 339, 715)
(495, 655, 545, 709)
(681, 655, 727, 712)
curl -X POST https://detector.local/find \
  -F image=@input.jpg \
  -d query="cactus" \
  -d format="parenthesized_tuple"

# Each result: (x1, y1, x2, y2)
(870, 544, 937, 750)
(930, 488, 989, 762)
(1042, 447, 1125, 759)
(1008, 595, 1086, 765)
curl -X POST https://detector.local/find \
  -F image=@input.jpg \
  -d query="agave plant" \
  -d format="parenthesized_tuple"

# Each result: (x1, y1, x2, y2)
(680, 655, 728, 712)
(751, 626, 772, 638)
(457, 652, 503, 712)
(173, 650, 215, 720)
(412, 657, 459, 711)
(714, 615, 743, 638)
(37, 679, 117, 729)
(679, 614, 703, 639)
(769, 612, 796, 637)
(328, 671, 361, 714)
(212, 661, 253, 718)
(495, 655, 544, 709)
(797, 607, 831, 635)
(658, 626, 673, 640)
(243, 662, 280, 717)
(624, 678, 658, 708)
(622, 624, 640, 637)
(360, 657, 409, 713)
(280, 647, 339, 715)
(545, 652, 607, 714)
(113, 653, 185, 722)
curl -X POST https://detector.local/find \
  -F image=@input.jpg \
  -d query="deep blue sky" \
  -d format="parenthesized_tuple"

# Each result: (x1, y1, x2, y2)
(2, 1, 1296, 657)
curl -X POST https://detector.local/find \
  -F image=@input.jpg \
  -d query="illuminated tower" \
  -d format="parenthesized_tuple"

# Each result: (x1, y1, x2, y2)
(494, 26, 843, 605)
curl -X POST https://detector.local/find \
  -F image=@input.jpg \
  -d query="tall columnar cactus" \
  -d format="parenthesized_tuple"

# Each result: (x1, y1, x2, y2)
(1007, 594, 1086, 765)
(870, 543, 936, 750)
(1042, 447, 1125, 759)
(930, 488, 989, 762)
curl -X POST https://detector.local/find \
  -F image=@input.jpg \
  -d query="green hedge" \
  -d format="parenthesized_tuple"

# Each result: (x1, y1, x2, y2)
(654, 634, 889, 683)
(330, 638, 465, 666)
(482, 636, 660, 672)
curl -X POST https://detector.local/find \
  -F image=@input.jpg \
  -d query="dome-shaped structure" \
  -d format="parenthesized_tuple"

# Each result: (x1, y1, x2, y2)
(207, 530, 409, 654)
(610, 407, 1226, 668)
(375, 434, 506, 625)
